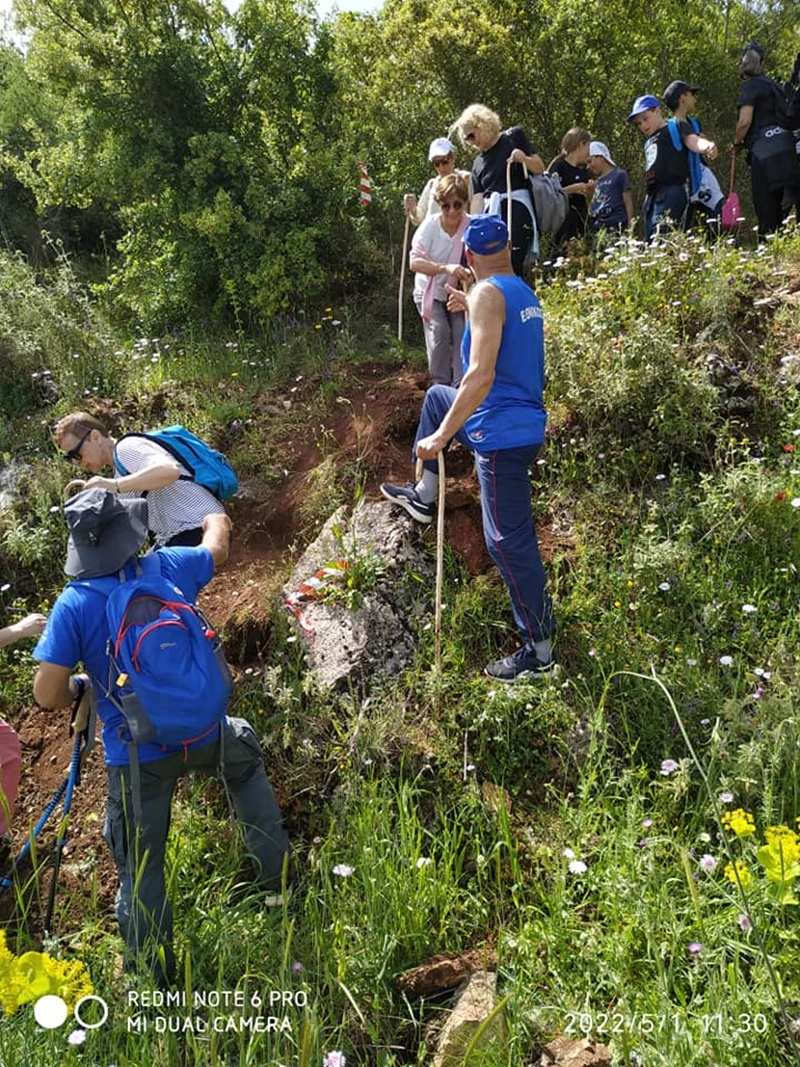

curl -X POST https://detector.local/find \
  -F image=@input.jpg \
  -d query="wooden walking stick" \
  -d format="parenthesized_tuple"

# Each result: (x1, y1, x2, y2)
(505, 158, 513, 239)
(414, 452, 446, 676)
(398, 213, 411, 341)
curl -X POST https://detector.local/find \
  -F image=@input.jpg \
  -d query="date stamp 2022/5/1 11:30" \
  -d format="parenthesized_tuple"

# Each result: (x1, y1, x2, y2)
(562, 1010, 770, 1038)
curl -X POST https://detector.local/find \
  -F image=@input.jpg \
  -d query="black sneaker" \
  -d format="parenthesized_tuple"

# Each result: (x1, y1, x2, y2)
(485, 647, 558, 683)
(380, 482, 434, 525)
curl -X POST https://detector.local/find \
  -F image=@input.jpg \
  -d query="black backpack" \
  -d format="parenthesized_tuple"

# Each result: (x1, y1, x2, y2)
(775, 54, 800, 131)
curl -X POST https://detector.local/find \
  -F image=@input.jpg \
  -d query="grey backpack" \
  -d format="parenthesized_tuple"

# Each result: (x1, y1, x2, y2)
(528, 172, 570, 236)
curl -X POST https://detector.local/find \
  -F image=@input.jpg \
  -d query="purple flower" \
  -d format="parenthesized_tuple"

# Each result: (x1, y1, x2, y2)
(660, 759, 679, 776)
(699, 854, 717, 873)
(642, 818, 653, 829)
(323, 1053, 347, 1067)
(688, 941, 703, 956)
(292, 961, 305, 972)
(719, 791, 734, 804)
(738, 914, 752, 932)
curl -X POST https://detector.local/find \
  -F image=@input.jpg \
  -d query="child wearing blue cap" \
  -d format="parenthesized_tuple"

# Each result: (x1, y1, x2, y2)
(627, 94, 691, 240)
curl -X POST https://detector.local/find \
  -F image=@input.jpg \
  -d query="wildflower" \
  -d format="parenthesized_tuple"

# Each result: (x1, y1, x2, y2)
(658, 582, 671, 592)
(699, 832, 711, 843)
(724, 861, 753, 888)
(741, 604, 757, 614)
(332, 864, 355, 878)
(563, 847, 575, 859)
(323, 1053, 347, 1067)
(719, 655, 734, 666)
(783, 444, 795, 453)
(775, 492, 786, 500)
(686, 658, 698, 666)
(687, 942, 703, 957)
(292, 961, 304, 972)
(642, 818, 653, 829)
(738, 913, 752, 932)
(793, 499, 800, 509)
(660, 759, 679, 776)
(67, 1030, 86, 1046)
(699, 854, 717, 873)
(719, 792, 734, 804)
(568, 859, 588, 875)
(0, 583, 9, 593)
(722, 809, 756, 837)
(416, 857, 433, 869)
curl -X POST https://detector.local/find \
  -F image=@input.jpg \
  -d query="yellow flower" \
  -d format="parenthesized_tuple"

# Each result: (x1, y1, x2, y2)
(722, 808, 756, 837)
(0, 937, 92, 1016)
(724, 861, 753, 889)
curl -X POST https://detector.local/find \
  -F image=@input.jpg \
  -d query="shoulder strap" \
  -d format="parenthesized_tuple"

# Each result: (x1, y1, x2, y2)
(666, 118, 683, 152)
(114, 432, 193, 482)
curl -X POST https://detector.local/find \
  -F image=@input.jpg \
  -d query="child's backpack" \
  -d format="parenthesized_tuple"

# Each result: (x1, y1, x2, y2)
(114, 425, 238, 501)
(101, 555, 233, 747)
(528, 172, 570, 237)
(665, 118, 723, 212)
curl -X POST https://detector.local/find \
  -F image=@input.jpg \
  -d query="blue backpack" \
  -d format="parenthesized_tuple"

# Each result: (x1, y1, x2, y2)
(666, 117, 702, 195)
(114, 425, 238, 501)
(101, 555, 233, 747)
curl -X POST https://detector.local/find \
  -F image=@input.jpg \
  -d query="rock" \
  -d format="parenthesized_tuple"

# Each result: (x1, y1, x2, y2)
(395, 948, 499, 1000)
(431, 970, 508, 1067)
(538, 1035, 612, 1066)
(282, 500, 436, 691)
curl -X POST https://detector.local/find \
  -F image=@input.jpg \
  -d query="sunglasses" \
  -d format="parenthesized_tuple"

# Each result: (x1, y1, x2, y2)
(63, 427, 92, 463)
(439, 200, 464, 211)
(432, 157, 452, 168)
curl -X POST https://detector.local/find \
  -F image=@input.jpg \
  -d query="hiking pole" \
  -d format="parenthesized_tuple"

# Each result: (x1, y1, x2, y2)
(506, 158, 513, 240)
(43, 682, 96, 937)
(398, 213, 411, 341)
(415, 451, 446, 674)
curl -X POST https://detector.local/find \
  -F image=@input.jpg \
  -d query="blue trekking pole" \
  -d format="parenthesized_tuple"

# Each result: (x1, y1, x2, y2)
(0, 682, 96, 925)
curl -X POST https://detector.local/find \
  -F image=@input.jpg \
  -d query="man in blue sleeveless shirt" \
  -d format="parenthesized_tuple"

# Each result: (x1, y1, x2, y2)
(381, 214, 556, 682)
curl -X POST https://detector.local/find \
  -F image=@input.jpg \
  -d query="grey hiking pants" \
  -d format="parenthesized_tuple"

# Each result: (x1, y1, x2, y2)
(103, 716, 291, 984)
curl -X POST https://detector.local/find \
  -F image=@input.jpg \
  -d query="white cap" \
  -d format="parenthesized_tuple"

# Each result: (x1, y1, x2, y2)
(428, 137, 454, 161)
(589, 141, 615, 166)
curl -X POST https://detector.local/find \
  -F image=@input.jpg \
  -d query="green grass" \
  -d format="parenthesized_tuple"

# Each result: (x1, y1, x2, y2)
(1, 228, 800, 1064)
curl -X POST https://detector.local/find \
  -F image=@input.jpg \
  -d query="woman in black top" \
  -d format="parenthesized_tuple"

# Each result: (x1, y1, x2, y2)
(732, 42, 800, 236)
(451, 104, 544, 276)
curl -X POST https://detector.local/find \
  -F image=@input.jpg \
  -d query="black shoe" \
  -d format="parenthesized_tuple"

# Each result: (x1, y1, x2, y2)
(380, 482, 434, 525)
(485, 647, 558, 683)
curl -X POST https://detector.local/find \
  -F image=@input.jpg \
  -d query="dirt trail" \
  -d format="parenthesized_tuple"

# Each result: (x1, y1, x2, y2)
(2, 362, 569, 936)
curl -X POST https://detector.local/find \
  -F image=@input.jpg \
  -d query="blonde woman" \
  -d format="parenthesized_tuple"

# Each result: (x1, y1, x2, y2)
(410, 173, 472, 385)
(451, 104, 544, 275)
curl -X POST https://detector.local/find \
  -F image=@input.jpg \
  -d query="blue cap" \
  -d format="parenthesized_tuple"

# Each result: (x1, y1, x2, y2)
(627, 94, 661, 122)
(463, 214, 509, 255)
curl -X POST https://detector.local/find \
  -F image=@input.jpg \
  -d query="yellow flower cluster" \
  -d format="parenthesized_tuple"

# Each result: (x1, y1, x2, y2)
(0, 931, 92, 1016)
(724, 860, 753, 889)
(721, 808, 756, 837)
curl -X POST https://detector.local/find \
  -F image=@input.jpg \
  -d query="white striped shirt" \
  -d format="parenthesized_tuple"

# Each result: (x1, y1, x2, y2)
(115, 435, 225, 545)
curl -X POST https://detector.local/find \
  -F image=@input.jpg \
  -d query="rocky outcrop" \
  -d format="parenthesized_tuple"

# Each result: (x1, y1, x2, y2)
(282, 500, 436, 690)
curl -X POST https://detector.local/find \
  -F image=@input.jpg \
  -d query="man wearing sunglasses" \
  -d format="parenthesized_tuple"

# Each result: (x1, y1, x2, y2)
(53, 412, 226, 547)
(403, 137, 473, 227)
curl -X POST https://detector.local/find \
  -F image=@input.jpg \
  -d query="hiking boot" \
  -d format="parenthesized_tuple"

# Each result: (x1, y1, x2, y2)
(485, 647, 558, 683)
(379, 482, 434, 525)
